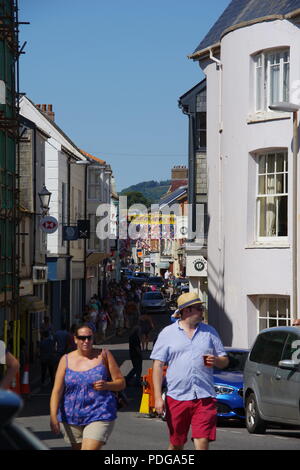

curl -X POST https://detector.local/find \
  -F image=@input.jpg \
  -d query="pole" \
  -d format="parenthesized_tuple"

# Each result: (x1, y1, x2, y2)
(293, 110, 299, 320)
(83, 163, 87, 309)
(67, 158, 71, 327)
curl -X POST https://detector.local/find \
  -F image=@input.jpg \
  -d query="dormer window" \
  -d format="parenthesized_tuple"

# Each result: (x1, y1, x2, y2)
(254, 49, 289, 112)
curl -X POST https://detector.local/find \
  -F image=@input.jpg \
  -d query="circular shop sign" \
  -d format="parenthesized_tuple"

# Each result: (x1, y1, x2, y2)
(39, 216, 59, 234)
(193, 259, 206, 272)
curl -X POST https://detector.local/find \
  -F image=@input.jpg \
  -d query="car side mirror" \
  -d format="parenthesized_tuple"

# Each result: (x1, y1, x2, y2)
(0, 390, 23, 427)
(278, 360, 299, 370)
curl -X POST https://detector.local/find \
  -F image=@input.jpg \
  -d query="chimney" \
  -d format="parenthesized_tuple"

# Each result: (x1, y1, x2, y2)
(36, 103, 55, 121)
(46, 104, 55, 121)
(171, 165, 188, 180)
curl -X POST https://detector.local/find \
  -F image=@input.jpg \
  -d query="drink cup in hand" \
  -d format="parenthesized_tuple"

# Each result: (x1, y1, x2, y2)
(203, 348, 214, 367)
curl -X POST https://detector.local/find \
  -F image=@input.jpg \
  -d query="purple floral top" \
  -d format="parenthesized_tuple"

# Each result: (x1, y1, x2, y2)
(57, 355, 117, 425)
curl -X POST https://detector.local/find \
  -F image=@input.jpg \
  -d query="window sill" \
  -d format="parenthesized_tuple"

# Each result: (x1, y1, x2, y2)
(247, 111, 291, 124)
(245, 242, 290, 249)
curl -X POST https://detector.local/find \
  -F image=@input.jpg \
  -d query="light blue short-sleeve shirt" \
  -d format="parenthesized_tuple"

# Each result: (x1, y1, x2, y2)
(150, 321, 227, 401)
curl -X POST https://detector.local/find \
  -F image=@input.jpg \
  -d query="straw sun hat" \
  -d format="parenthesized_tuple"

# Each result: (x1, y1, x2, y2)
(171, 292, 204, 319)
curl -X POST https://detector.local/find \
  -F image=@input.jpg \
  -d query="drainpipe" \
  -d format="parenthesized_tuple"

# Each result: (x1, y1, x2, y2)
(209, 48, 224, 325)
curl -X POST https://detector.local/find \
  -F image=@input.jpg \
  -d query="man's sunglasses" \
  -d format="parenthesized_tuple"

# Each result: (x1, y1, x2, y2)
(76, 335, 93, 341)
(191, 305, 203, 312)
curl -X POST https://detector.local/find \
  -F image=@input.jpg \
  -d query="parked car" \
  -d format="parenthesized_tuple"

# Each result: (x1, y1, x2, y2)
(213, 347, 249, 421)
(174, 278, 189, 293)
(0, 390, 48, 450)
(146, 276, 164, 289)
(120, 267, 133, 279)
(244, 326, 300, 434)
(129, 272, 150, 285)
(140, 291, 167, 314)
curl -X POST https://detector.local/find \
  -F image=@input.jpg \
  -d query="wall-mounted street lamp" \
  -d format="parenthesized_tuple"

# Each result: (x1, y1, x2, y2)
(269, 102, 300, 320)
(38, 184, 52, 215)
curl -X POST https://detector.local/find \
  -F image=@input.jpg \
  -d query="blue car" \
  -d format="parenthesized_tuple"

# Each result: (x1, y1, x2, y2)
(213, 347, 249, 421)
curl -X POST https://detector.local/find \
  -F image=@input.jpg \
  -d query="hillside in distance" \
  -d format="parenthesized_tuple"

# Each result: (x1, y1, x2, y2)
(120, 179, 171, 204)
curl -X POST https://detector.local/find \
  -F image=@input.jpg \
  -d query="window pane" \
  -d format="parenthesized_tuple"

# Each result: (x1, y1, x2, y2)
(276, 153, 284, 172)
(278, 298, 287, 317)
(259, 298, 268, 316)
(276, 174, 284, 193)
(259, 196, 276, 236)
(269, 299, 277, 317)
(258, 197, 266, 236)
(259, 318, 268, 331)
(278, 195, 287, 236)
(258, 155, 266, 174)
(267, 175, 275, 194)
(270, 64, 280, 104)
(258, 175, 266, 194)
(256, 66, 263, 110)
(267, 154, 275, 173)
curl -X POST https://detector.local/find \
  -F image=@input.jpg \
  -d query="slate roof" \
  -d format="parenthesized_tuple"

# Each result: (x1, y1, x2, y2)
(191, 0, 300, 58)
(159, 185, 187, 209)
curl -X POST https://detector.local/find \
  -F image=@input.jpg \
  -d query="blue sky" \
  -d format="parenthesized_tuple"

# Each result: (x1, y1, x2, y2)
(19, 0, 230, 191)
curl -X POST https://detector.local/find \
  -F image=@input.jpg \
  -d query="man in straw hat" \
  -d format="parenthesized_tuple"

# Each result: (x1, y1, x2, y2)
(151, 292, 228, 450)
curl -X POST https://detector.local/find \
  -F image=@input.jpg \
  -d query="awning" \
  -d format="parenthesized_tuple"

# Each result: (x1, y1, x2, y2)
(20, 296, 47, 313)
(86, 252, 110, 267)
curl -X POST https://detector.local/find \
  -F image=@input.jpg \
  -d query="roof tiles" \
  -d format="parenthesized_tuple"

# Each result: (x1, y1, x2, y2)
(192, 0, 300, 56)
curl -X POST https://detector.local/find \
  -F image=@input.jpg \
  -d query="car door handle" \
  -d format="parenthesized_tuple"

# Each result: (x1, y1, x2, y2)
(275, 375, 282, 380)
(256, 371, 261, 376)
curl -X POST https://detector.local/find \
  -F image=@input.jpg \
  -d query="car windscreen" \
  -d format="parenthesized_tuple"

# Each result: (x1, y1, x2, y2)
(143, 293, 163, 300)
(214, 351, 249, 372)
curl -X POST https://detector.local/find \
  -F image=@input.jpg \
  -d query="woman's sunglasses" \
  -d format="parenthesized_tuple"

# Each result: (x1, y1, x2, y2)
(76, 335, 93, 341)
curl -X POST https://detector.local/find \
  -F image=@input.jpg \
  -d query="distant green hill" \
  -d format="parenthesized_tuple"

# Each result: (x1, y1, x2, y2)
(120, 180, 171, 204)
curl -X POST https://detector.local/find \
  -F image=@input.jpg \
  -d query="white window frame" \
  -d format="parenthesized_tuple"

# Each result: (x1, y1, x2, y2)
(257, 296, 291, 332)
(88, 168, 101, 201)
(256, 150, 288, 242)
(254, 48, 290, 112)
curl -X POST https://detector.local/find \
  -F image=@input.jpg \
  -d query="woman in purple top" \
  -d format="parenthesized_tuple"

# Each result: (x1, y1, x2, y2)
(50, 324, 125, 450)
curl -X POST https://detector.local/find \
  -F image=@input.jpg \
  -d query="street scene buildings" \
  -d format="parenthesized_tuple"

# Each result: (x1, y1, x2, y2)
(1, 0, 300, 451)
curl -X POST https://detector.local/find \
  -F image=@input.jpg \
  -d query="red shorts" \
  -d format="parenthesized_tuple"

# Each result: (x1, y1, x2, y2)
(165, 396, 217, 447)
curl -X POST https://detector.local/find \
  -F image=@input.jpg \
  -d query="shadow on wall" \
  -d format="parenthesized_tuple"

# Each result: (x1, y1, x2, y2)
(206, 236, 233, 346)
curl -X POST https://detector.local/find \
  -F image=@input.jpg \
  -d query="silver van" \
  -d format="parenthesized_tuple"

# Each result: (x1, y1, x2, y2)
(244, 326, 300, 434)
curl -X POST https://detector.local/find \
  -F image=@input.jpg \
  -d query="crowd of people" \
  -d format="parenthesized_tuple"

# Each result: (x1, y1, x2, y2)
(3, 273, 234, 452)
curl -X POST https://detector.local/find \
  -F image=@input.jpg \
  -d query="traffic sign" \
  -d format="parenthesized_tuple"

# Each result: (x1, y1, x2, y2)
(39, 216, 59, 234)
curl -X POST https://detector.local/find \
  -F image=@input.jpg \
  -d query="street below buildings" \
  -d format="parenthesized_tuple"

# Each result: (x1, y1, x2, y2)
(13, 313, 300, 451)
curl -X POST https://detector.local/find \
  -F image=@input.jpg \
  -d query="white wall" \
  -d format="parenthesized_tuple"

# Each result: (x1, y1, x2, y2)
(201, 19, 300, 347)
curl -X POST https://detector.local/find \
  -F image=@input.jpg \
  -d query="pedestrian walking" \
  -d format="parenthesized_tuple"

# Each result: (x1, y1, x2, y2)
(41, 316, 54, 339)
(125, 327, 143, 387)
(138, 313, 154, 351)
(50, 324, 125, 450)
(113, 298, 125, 336)
(151, 292, 229, 451)
(54, 323, 73, 360)
(98, 308, 112, 340)
(39, 331, 56, 387)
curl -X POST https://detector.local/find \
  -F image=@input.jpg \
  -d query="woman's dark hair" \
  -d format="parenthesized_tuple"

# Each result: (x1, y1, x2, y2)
(75, 323, 94, 337)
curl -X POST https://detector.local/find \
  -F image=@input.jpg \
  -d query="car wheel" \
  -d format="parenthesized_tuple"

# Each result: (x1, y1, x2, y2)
(245, 393, 266, 434)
